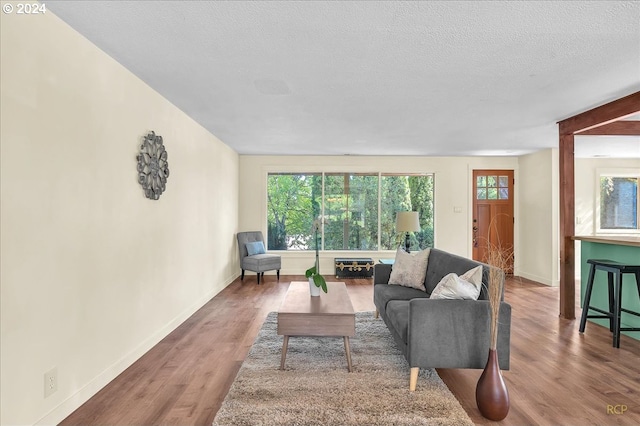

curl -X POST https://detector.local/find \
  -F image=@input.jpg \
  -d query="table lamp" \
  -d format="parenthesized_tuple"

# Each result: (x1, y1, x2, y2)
(396, 211, 420, 252)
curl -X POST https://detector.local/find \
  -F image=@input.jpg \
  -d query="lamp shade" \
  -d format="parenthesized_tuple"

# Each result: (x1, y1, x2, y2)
(396, 211, 420, 232)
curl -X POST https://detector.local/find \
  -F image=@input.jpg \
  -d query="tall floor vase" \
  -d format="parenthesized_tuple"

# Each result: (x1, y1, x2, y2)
(476, 349, 509, 421)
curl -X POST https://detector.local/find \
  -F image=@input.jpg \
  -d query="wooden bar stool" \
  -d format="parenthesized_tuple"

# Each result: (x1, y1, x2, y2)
(579, 259, 640, 348)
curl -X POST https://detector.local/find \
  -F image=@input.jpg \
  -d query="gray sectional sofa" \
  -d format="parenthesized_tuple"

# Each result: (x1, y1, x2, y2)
(373, 248, 511, 391)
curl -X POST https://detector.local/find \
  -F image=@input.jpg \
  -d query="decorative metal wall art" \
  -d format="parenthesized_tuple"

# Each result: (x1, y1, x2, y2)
(137, 131, 170, 200)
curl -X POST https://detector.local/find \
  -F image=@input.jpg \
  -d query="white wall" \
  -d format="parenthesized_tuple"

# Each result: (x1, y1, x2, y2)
(1, 10, 239, 426)
(518, 149, 559, 286)
(239, 155, 519, 276)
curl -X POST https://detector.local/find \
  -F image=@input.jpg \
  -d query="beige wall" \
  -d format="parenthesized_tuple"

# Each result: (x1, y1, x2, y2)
(518, 149, 560, 286)
(1, 10, 239, 426)
(239, 155, 520, 276)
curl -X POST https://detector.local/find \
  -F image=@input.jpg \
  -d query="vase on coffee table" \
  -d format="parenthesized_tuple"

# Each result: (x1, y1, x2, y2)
(309, 277, 321, 297)
(305, 217, 327, 297)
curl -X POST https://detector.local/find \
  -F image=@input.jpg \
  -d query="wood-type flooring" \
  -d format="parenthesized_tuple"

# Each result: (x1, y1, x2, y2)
(61, 275, 640, 426)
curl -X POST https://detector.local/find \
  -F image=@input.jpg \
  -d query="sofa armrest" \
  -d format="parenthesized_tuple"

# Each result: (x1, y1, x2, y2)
(407, 298, 511, 370)
(374, 263, 392, 285)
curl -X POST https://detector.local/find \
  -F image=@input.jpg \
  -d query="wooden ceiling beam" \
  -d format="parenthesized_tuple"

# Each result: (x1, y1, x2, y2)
(558, 91, 640, 135)
(576, 120, 640, 136)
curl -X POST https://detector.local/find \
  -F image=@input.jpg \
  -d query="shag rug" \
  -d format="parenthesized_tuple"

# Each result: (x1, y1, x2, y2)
(212, 312, 473, 426)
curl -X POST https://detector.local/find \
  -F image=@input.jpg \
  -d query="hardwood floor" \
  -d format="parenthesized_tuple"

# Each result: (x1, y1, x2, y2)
(60, 276, 640, 426)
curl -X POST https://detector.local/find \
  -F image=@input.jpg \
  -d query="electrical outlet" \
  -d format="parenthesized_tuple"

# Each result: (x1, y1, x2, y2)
(44, 367, 57, 398)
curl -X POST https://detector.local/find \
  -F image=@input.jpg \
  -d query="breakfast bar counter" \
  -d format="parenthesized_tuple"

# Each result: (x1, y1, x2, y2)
(573, 235, 640, 342)
(573, 235, 640, 248)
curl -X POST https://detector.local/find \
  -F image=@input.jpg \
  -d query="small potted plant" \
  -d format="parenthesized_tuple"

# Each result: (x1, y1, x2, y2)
(305, 217, 327, 296)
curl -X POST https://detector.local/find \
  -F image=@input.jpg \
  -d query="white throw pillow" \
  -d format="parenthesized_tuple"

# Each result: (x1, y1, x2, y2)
(430, 265, 483, 300)
(388, 247, 430, 292)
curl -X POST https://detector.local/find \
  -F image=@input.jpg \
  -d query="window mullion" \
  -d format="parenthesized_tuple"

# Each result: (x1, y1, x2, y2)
(321, 172, 325, 251)
(378, 172, 382, 250)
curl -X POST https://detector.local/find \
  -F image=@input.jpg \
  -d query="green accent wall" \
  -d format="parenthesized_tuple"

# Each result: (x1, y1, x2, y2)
(580, 241, 640, 341)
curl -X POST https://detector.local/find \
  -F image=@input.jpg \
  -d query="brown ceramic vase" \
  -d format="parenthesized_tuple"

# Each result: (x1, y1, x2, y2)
(476, 349, 510, 421)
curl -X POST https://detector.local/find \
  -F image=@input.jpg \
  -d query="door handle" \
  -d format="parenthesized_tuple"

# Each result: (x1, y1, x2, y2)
(473, 219, 478, 247)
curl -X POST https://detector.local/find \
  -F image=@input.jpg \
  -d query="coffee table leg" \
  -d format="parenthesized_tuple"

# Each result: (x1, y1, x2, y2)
(280, 335, 289, 370)
(343, 336, 353, 372)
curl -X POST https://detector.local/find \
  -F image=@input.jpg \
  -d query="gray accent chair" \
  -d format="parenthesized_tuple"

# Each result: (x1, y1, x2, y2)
(237, 231, 281, 285)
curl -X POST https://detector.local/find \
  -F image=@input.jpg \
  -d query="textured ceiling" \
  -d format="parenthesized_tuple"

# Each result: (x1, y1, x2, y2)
(46, 1, 640, 157)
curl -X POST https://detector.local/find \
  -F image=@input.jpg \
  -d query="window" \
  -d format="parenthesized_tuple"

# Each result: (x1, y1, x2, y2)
(266, 173, 322, 250)
(599, 174, 639, 231)
(324, 173, 379, 250)
(380, 174, 434, 251)
(266, 172, 434, 251)
(476, 174, 509, 200)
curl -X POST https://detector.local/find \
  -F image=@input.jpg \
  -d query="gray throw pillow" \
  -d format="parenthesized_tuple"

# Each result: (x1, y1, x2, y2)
(388, 247, 430, 292)
(430, 265, 483, 300)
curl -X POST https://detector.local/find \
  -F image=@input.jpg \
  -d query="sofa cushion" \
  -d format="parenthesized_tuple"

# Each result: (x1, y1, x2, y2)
(242, 254, 281, 270)
(388, 247, 430, 291)
(374, 284, 429, 317)
(430, 265, 483, 300)
(386, 300, 410, 343)
(424, 248, 489, 297)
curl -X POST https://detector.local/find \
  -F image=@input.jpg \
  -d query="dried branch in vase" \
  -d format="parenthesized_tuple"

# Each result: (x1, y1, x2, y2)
(481, 214, 514, 349)
(476, 216, 512, 421)
(485, 243, 512, 349)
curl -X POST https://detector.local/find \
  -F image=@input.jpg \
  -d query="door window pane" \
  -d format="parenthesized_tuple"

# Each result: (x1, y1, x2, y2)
(477, 173, 510, 200)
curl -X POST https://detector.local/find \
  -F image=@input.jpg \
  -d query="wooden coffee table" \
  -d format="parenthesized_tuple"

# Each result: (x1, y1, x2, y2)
(277, 281, 356, 372)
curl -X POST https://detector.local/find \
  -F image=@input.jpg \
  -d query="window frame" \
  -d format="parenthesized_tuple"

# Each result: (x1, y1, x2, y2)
(595, 168, 640, 235)
(265, 171, 435, 251)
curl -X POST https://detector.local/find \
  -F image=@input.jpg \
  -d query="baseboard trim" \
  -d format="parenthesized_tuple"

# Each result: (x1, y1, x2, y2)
(517, 271, 555, 287)
(34, 274, 236, 426)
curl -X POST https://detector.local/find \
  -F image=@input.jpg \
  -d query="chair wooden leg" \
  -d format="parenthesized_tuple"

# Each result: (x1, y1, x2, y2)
(257, 272, 261, 285)
(410, 367, 419, 391)
(241, 270, 245, 281)
(374, 309, 379, 319)
(277, 270, 280, 281)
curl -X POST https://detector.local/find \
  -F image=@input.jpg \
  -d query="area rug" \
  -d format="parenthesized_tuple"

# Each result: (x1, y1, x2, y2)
(212, 312, 473, 426)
